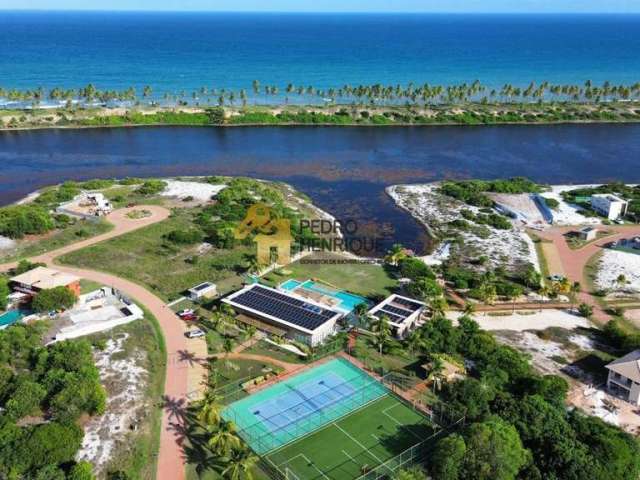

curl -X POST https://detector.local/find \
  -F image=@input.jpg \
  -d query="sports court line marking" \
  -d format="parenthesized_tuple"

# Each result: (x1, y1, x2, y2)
(281, 453, 330, 480)
(266, 394, 390, 456)
(333, 422, 384, 465)
(382, 403, 422, 440)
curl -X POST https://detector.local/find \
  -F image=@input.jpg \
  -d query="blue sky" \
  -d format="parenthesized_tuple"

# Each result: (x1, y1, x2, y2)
(3, 0, 640, 13)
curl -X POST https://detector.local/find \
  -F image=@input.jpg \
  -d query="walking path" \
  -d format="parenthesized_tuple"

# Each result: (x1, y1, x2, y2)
(0, 206, 206, 480)
(537, 225, 640, 324)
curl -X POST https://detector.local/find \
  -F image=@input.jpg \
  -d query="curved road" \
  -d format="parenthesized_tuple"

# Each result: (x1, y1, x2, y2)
(1, 206, 203, 480)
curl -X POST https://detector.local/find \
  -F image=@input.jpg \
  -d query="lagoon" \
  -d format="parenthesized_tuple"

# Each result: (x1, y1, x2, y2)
(1, 124, 640, 254)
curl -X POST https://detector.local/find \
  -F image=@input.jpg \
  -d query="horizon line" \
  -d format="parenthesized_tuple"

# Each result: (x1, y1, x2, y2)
(1, 9, 639, 14)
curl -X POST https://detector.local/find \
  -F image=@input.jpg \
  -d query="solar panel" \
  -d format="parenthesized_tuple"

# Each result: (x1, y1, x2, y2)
(229, 285, 337, 331)
(380, 304, 413, 319)
(377, 309, 406, 323)
(392, 296, 423, 311)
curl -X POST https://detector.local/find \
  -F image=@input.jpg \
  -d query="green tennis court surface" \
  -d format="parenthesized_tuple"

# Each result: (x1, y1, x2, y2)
(266, 395, 435, 480)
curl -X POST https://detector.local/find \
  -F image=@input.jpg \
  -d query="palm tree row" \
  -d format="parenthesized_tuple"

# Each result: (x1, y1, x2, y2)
(2, 79, 640, 108)
(195, 390, 258, 479)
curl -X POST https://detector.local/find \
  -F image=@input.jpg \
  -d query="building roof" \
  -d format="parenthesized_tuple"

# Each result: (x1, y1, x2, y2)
(368, 294, 425, 327)
(606, 350, 640, 383)
(592, 193, 627, 204)
(222, 284, 342, 334)
(10, 266, 80, 290)
(189, 282, 216, 292)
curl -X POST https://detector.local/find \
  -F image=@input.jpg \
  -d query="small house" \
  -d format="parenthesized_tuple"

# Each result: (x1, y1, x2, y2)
(188, 282, 217, 300)
(578, 226, 598, 241)
(591, 194, 628, 220)
(10, 266, 81, 297)
(605, 350, 640, 405)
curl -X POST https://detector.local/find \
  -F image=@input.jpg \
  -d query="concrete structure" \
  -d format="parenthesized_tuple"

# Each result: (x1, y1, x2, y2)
(10, 266, 81, 296)
(591, 194, 628, 220)
(367, 294, 426, 338)
(188, 282, 217, 300)
(222, 283, 343, 346)
(606, 350, 640, 405)
(49, 287, 144, 343)
(84, 192, 113, 216)
(579, 226, 598, 241)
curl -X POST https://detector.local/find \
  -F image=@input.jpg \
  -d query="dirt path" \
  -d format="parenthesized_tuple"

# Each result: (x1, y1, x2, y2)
(0, 206, 205, 480)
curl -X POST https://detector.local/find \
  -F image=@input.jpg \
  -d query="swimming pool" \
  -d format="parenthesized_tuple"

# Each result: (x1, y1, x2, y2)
(279, 279, 367, 314)
(0, 309, 24, 329)
(222, 358, 388, 454)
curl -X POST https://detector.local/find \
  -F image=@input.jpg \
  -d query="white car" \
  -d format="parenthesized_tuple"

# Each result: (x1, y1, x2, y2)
(186, 329, 205, 339)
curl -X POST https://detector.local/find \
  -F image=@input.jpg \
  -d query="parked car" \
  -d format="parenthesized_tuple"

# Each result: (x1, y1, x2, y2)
(186, 329, 205, 339)
(548, 274, 565, 282)
(178, 308, 195, 317)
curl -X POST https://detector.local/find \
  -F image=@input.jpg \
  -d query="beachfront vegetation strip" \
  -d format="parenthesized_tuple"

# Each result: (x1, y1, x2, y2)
(58, 177, 319, 301)
(0, 323, 105, 479)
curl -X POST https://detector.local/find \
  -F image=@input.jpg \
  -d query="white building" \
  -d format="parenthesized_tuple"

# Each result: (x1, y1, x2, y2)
(591, 194, 628, 220)
(367, 294, 426, 339)
(578, 226, 598, 241)
(222, 284, 343, 346)
(188, 282, 217, 300)
(606, 350, 640, 405)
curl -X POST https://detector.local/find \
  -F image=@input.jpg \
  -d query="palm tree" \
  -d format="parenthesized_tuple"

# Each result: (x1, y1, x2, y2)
(223, 337, 237, 369)
(463, 302, 476, 316)
(384, 243, 407, 266)
(570, 281, 582, 311)
(429, 297, 449, 318)
(222, 446, 258, 480)
(371, 315, 392, 355)
(427, 356, 446, 392)
(405, 330, 423, 356)
(208, 420, 241, 457)
(197, 391, 224, 427)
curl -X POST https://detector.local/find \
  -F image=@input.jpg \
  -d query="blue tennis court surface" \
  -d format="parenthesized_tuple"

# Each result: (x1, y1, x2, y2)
(222, 358, 388, 454)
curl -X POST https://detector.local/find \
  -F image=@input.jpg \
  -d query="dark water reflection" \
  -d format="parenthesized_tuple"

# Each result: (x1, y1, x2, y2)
(1, 124, 640, 254)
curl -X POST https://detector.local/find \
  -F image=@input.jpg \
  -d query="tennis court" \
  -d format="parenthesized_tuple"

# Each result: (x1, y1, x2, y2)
(222, 357, 436, 479)
(267, 395, 435, 479)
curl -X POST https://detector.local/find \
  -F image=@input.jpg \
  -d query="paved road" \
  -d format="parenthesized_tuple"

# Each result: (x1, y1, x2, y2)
(1, 206, 204, 480)
(537, 225, 640, 324)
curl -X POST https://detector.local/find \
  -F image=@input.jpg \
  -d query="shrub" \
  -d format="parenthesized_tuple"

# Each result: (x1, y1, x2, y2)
(136, 179, 167, 195)
(32, 286, 77, 312)
(165, 229, 203, 245)
(0, 204, 55, 239)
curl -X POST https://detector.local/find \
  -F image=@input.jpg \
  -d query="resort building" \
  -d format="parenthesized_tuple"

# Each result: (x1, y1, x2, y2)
(10, 267, 81, 297)
(591, 194, 628, 220)
(367, 294, 426, 339)
(188, 282, 217, 300)
(605, 350, 640, 405)
(222, 283, 343, 346)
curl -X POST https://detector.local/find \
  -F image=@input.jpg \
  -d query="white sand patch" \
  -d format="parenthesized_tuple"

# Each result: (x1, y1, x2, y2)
(540, 185, 601, 226)
(596, 249, 640, 292)
(0, 236, 16, 251)
(76, 334, 148, 473)
(449, 309, 591, 331)
(568, 334, 597, 350)
(388, 183, 536, 272)
(583, 389, 620, 426)
(519, 331, 566, 356)
(161, 180, 226, 201)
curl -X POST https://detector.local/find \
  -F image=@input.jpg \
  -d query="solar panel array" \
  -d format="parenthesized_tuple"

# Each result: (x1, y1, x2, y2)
(376, 295, 423, 323)
(229, 285, 338, 331)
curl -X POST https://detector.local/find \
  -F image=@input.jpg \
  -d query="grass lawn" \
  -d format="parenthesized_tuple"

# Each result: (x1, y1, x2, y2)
(87, 310, 166, 480)
(0, 219, 113, 263)
(243, 339, 306, 365)
(79, 278, 104, 294)
(210, 357, 283, 390)
(266, 395, 435, 480)
(58, 208, 251, 301)
(262, 253, 397, 300)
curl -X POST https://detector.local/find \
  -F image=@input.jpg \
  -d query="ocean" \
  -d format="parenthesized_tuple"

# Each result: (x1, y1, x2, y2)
(1, 12, 639, 96)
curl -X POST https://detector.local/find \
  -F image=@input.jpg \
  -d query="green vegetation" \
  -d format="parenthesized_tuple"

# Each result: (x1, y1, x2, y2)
(136, 179, 167, 196)
(262, 253, 398, 299)
(87, 312, 166, 480)
(0, 277, 9, 310)
(439, 177, 542, 207)
(0, 218, 112, 263)
(32, 286, 78, 312)
(0, 204, 54, 239)
(399, 315, 640, 480)
(0, 323, 105, 478)
(561, 182, 640, 221)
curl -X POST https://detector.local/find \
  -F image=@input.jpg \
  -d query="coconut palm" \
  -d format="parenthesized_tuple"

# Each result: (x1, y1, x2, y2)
(222, 446, 258, 480)
(208, 420, 241, 457)
(197, 391, 224, 426)
(427, 356, 446, 392)
(371, 315, 392, 355)
(384, 243, 407, 266)
(463, 302, 476, 316)
(429, 297, 449, 318)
